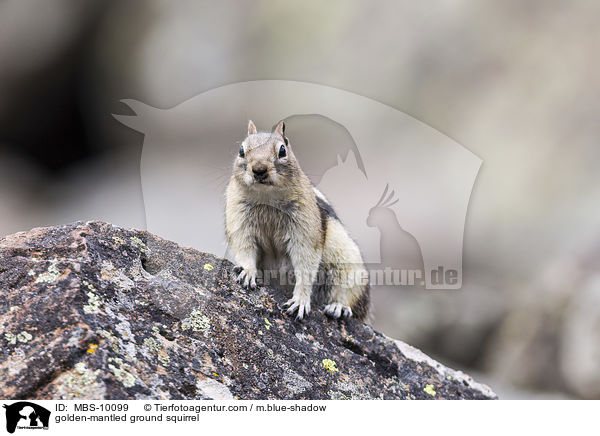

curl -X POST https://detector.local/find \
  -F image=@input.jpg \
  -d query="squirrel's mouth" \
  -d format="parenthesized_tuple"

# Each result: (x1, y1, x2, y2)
(251, 172, 274, 186)
(253, 179, 273, 186)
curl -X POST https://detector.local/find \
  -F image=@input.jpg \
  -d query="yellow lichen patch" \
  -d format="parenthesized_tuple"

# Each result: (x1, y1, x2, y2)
(34, 258, 61, 284)
(264, 318, 272, 330)
(86, 343, 99, 354)
(143, 337, 171, 367)
(322, 359, 339, 373)
(130, 236, 148, 253)
(74, 362, 87, 374)
(203, 263, 214, 271)
(108, 357, 136, 388)
(181, 310, 211, 334)
(157, 349, 170, 367)
(5, 333, 17, 345)
(99, 330, 120, 353)
(83, 291, 101, 314)
(424, 384, 436, 397)
(15, 331, 32, 343)
(54, 362, 102, 399)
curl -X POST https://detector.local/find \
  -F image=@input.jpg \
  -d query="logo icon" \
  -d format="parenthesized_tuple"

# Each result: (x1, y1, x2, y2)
(114, 80, 481, 289)
(3, 402, 50, 434)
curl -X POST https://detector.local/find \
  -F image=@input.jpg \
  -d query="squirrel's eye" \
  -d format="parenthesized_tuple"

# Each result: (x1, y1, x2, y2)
(239, 146, 245, 158)
(278, 144, 286, 158)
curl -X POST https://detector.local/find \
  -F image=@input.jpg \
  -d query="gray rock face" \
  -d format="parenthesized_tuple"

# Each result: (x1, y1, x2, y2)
(0, 222, 496, 400)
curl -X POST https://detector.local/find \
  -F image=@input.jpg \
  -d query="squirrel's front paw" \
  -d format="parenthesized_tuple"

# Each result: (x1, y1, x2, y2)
(236, 268, 257, 290)
(284, 295, 311, 320)
(324, 302, 353, 319)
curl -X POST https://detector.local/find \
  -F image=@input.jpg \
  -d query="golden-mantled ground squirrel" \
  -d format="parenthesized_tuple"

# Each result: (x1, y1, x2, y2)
(225, 120, 370, 321)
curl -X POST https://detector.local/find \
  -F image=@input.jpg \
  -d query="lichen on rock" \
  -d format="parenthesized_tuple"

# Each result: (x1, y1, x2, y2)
(0, 221, 497, 400)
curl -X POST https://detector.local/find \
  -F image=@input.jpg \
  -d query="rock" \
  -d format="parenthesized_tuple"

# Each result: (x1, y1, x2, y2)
(0, 222, 496, 400)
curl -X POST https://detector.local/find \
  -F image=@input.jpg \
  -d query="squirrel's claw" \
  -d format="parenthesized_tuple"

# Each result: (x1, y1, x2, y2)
(324, 303, 353, 319)
(236, 269, 257, 290)
(285, 296, 311, 320)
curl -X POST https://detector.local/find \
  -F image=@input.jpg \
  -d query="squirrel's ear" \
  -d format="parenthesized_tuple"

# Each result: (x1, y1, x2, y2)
(247, 120, 257, 135)
(274, 120, 288, 145)
(274, 120, 285, 137)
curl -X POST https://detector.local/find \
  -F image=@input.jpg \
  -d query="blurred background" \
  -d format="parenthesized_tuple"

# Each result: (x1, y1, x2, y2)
(1, 0, 599, 399)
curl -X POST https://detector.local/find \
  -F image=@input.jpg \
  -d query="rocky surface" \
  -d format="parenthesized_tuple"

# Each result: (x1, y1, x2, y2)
(0, 222, 496, 400)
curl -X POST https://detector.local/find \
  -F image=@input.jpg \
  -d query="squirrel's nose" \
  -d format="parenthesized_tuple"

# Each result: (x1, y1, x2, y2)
(252, 166, 268, 181)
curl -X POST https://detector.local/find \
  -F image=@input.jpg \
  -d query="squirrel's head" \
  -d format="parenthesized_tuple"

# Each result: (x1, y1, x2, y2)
(233, 120, 300, 189)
